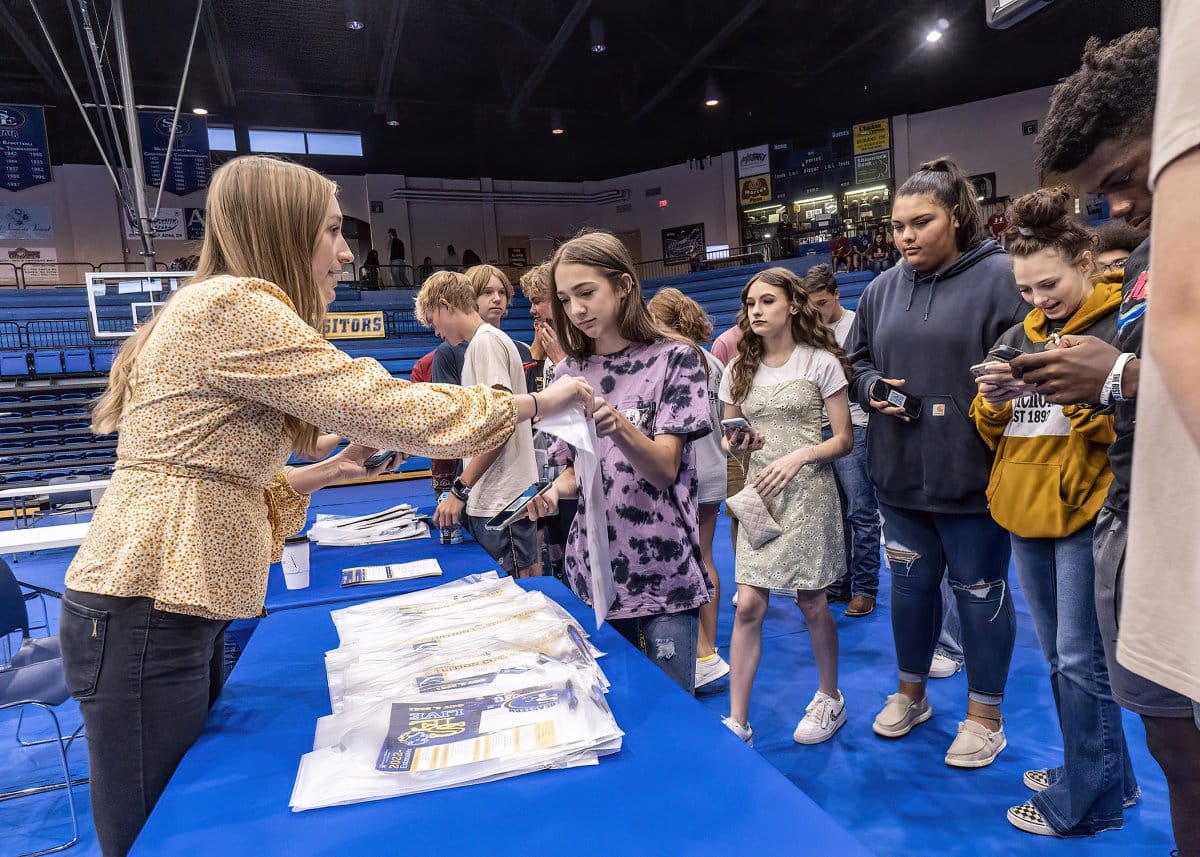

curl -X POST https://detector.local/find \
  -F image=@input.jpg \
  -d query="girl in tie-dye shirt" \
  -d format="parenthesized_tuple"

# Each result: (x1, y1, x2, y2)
(530, 231, 713, 694)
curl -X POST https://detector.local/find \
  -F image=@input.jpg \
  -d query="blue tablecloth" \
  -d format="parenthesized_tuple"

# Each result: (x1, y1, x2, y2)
(133, 577, 872, 856)
(264, 533, 499, 612)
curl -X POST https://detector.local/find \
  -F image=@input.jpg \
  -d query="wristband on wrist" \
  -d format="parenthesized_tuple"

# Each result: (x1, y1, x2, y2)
(1100, 352, 1136, 406)
(530, 392, 539, 419)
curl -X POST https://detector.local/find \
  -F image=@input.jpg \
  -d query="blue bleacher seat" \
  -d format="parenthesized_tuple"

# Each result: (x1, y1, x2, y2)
(75, 465, 109, 477)
(36, 470, 69, 481)
(0, 394, 19, 403)
(83, 451, 112, 460)
(63, 350, 93, 374)
(0, 351, 29, 379)
(32, 425, 59, 433)
(27, 394, 56, 401)
(93, 348, 116, 373)
(60, 408, 88, 417)
(32, 350, 63, 376)
(2, 473, 37, 486)
(50, 452, 84, 462)
(29, 409, 58, 417)
(20, 454, 50, 464)
(0, 441, 22, 450)
(31, 439, 61, 447)
(62, 422, 90, 431)
(0, 426, 20, 435)
(58, 392, 88, 400)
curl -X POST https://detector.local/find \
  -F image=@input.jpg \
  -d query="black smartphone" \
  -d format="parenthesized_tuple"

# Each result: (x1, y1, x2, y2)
(363, 449, 402, 469)
(986, 344, 1025, 363)
(870, 379, 922, 420)
(485, 483, 553, 531)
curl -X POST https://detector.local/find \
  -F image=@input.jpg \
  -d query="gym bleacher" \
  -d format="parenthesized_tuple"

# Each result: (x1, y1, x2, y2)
(0, 255, 872, 492)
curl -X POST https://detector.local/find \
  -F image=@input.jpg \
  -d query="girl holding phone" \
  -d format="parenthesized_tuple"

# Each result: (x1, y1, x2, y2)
(719, 267, 853, 746)
(971, 187, 1135, 837)
(527, 230, 714, 692)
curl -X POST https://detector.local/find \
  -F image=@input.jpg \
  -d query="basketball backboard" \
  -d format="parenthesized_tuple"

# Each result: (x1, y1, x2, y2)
(84, 271, 193, 339)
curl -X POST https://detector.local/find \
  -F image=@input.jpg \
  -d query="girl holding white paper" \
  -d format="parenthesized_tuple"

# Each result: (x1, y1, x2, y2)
(527, 230, 714, 693)
(719, 267, 853, 747)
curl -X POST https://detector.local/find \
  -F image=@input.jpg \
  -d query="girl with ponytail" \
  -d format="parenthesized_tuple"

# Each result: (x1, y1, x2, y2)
(843, 155, 1027, 768)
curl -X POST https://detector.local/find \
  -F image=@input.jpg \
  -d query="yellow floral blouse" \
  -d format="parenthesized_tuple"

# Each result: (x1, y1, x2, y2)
(66, 276, 516, 619)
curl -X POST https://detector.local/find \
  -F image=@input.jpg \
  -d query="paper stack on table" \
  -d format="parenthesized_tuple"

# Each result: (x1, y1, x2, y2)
(308, 503, 430, 546)
(289, 572, 622, 811)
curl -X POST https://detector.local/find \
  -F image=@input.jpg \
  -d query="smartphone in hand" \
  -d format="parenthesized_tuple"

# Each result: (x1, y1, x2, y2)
(363, 450, 403, 469)
(870, 379, 923, 420)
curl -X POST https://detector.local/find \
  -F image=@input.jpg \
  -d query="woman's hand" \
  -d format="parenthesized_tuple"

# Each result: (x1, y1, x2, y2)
(534, 375, 595, 419)
(869, 377, 912, 423)
(723, 426, 764, 455)
(526, 482, 561, 522)
(331, 443, 404, 481)
(591, 399, 625, 438)
(753, 449, 809, 498)
(975, 363, 1028, 405)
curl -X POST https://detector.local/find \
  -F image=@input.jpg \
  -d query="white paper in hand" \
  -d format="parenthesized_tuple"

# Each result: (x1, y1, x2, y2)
(536, 406, 616, 628)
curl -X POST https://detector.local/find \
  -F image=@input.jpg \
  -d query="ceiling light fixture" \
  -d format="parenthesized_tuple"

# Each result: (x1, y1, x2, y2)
(703, 75, 720, 108)
(551, 110, 565, 135)
(925, 29, 942, 42)
(344, 0, 365, 30)
(191, 107, 208, 116)
(589, 16, 606, 53)
(385, 106, 399, 127)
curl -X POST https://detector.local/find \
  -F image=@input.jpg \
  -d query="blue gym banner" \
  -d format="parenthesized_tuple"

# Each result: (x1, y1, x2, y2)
(138, 111, 211, 196)
(0, 104, 52, 192)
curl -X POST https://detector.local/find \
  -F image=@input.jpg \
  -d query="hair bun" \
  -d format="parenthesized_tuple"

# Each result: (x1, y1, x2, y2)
(1009, 186, 1072, 234)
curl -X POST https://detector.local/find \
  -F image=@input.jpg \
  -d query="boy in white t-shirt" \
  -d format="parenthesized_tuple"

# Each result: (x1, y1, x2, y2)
(416, 272, 540, 576)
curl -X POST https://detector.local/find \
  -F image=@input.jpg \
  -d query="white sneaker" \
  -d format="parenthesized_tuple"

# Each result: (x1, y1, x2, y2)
(929, 651, 962, 679)
(793, 690, 847, 745)
(945, 719, 1006, 768)
(721, 716, 753, 747)
(695, 654, 731, 688)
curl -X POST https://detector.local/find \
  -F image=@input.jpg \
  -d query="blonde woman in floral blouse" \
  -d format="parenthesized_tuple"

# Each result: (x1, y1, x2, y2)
(60, 156, 592, 856)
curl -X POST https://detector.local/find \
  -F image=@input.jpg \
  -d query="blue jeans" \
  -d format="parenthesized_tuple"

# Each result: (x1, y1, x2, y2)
(880, 503, 1015, 704)
(1012, 528, 1138, 834)
(823, 424, 881, 597)
(609, 608, 700, 695)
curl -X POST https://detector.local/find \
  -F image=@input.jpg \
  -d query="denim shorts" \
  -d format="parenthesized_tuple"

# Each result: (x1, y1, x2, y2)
(465, 514, 538, 576)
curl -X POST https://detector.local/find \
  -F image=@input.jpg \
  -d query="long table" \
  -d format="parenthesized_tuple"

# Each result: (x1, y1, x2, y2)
(263, 532, 495, 612)
(0, 521, 89, 553)
(133, 576, 873, 856)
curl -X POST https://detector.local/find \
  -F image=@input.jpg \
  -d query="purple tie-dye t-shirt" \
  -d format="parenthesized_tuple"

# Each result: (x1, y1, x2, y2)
(548, 339, 714, 620)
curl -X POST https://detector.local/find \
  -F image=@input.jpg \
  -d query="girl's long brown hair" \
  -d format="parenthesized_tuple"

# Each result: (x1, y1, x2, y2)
(727, 266, 850, 404)
(91, 156, 337, 454)
(548, 229, 695, 360)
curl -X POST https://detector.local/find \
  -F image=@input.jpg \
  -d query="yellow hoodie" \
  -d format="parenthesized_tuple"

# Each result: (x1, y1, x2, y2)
(970, 275, 1122, 539)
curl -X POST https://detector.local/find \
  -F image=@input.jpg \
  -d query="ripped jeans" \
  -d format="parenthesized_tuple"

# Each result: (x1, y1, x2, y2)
(609, 608, 700, 695)
(879, 503, 1015, 705)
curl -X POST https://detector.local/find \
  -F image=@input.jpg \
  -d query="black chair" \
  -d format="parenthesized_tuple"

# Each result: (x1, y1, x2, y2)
(0, 563, 85, 856)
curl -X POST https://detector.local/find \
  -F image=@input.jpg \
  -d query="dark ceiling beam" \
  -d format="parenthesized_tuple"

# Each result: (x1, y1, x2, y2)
(200, 1, 236, 107)
(372, 0, 410, 113)
(702, 62, 808, 79)
(504, 0, 591, 123)
(0, 0, 67, 96)
(466, 0, 545, 50)
(630, 0, 766, 123)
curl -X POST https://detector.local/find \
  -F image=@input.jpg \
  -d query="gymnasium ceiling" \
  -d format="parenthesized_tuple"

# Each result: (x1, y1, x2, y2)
(0, 0, 1161, 181)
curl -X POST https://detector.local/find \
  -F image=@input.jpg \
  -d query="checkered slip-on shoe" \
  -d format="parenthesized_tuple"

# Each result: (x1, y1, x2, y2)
(1007, 802, 1057, 837)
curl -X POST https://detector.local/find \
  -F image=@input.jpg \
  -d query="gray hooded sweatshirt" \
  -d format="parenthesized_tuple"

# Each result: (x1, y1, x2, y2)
(845, 238, 1026, 514)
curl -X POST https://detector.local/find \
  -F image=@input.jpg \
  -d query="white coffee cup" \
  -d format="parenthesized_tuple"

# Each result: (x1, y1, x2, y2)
(281, 537, 311, 590)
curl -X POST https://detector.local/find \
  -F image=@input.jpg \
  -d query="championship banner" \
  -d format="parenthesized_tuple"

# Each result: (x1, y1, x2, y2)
(852, 119, 890, 155)
(0, 104, 52, 191)
(138, 111, 211, 196)
(324, 311, 386, 339)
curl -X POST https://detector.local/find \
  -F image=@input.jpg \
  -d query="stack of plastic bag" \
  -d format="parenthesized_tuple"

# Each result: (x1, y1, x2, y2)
(290, 573, 622, 811)
(308, 503, 429, 546)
